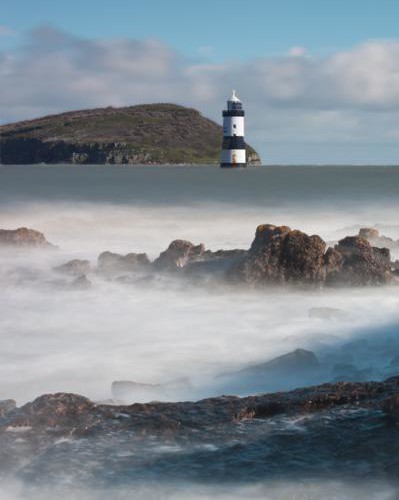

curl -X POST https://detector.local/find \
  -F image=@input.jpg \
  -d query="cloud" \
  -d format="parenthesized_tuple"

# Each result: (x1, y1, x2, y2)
(2, 27, 399, 161)
(0, 26, 16, 37)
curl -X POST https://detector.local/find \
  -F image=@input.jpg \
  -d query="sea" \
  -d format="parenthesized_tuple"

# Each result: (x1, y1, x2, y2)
(0, 164, 399, 499)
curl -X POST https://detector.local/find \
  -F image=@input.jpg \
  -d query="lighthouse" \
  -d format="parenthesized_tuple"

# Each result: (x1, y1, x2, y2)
(220, 90, 246, 168)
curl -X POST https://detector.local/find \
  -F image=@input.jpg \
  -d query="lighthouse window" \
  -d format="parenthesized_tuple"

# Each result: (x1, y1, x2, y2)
(233, 124, 236, 128)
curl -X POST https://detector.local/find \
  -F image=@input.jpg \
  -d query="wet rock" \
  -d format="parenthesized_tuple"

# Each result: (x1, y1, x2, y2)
(326, 236, 392, 286)
(154, 240, 205, 271)
(0, 227, 52, 247)
(54, 259, 91, 275)
(230, 225, 327, 286)
(0, 399, 16, 418)
(380, 393, 399, 417)
(4, 393, 97, 429)
(97, 251, 150, 275)
(309, 307, 348, 320)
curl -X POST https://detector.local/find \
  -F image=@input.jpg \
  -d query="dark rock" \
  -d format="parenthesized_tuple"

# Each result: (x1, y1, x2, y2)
(5, 393, 97, 429)
(380, 393, 399, 417)
(358, 227, 398, 250)
(53, 259, 91, 275)
(0, 227, 52, 247)
(97, 251, 150, 275)
(230, 225, 327, 286)
(154, 240, 205, 271)
(326, 236, 392, 285)
(0, 399, 16, 418)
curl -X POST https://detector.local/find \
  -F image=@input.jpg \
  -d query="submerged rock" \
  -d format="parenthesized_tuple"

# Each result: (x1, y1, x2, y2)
(240, 348, 320, 375)
(97, 251, 150, 275)
(54, 259, 91, 276)
(0, 227, 52, 247)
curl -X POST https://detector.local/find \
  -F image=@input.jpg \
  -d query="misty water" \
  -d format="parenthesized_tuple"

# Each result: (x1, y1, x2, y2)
(1, 164, 399, 499)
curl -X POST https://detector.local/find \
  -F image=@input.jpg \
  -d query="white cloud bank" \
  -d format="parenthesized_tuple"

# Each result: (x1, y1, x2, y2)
(2, 27, 399, 162)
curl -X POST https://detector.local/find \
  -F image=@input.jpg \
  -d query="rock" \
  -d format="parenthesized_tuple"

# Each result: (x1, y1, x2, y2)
(112, 378, 191, 403)
(0, 399, 16, 418)
(0, 227, 52, 247)
(358, 227, 398, 249)
(326, 236, 392, 286)
(154, 240, 205, 271)
(309, 307, 348, 320)
(230, 225, 327, 286)
(97, 251, 150, 275)
(5, 393, 96, 429)
(70, 274, 92, 290)
(53, 259, 91, 275)
(380, 393, 399, 417)
(331, 363, 369, 382)
(241, 348, 320, 375)
(359, 228, 380, 240)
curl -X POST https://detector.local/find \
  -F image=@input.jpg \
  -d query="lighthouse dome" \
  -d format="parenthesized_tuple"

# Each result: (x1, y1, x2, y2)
(229, 89, 241, 102)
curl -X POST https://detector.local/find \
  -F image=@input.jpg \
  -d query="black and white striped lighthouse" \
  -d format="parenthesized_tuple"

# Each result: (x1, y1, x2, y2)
(220, 89, 246, 168)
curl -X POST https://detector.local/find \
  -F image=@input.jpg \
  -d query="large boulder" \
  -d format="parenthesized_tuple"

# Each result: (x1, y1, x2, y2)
(5, 393, 96, 429)
(326, 236, 392, 286)
(230, 225, 327, 285)
(0, 227, 52, 247)
(154, 240, 205, 271)
(358, 227, 398, 250)
(97, 251, 150, 275)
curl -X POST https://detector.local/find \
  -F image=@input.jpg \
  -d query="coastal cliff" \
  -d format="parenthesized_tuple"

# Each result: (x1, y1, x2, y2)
(0, 104, 262, 165)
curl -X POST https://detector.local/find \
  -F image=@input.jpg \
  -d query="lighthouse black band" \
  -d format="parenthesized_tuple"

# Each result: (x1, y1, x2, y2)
(222, 136, 246, 149)
(222, 110, 245, 117)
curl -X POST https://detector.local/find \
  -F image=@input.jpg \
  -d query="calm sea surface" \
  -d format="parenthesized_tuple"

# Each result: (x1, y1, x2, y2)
(1, 164, 399, 207)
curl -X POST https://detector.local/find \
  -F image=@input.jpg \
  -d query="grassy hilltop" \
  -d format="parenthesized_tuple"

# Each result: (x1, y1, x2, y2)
(0, 104, 261, 165)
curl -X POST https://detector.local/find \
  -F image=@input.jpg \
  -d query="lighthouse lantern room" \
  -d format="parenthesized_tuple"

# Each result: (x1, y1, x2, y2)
(220, 90, 246, 168)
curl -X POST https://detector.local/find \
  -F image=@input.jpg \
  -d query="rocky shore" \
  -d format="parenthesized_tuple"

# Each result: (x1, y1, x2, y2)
(1, 377, 399, 484)
(3, 223, 397, 288)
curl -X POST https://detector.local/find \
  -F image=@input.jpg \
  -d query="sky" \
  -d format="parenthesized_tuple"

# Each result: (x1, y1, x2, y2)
(2, 0, 399, 164)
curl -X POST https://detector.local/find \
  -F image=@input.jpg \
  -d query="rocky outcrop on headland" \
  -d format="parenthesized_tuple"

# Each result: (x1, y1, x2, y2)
(0, 227, 52, 247)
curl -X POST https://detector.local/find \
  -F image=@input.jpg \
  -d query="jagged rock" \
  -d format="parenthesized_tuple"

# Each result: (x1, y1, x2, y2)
(380, 393, 399, 417)
(5, 393, 96, 429)
(327, 236, 392, 285)
(230, 225, 327, 285)
(97, 251, 150, 275)
(308, 307, 347, 320)
(0, 399, 16, 418)
(0, 227, 52, 247)
(53, 259, 91, 275)
(154, 240, 205, 271)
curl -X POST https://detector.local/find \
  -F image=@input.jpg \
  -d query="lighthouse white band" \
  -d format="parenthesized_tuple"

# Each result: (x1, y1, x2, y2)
(223, 116, 244, 137)
(221, 149, 246, 165)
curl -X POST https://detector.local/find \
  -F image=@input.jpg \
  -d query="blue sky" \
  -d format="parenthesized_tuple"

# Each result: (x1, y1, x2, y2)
(2, 0, 399, 163)
(3, 0, 399, 59)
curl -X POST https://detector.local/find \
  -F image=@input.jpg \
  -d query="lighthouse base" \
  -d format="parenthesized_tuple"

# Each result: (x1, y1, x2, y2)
(220, 163, 247, 168)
